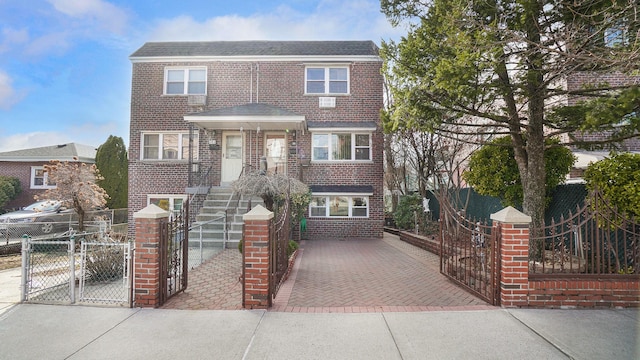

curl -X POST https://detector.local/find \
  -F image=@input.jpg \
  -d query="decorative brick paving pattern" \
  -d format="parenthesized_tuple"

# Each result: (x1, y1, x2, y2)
(161, 249, 243, 310)
(271, 233, 491, 312)
(162, 232, 493, 312)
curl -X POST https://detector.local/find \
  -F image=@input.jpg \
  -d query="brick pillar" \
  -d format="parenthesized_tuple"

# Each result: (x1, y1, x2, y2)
(133, 204, 169, 308)
(242, 205, 273, 309)
(491, 206, 532, 308)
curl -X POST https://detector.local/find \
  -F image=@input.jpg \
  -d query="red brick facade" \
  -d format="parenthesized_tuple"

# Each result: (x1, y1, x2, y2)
(0, 162, 48, 210)
(128, 42, 384, 239)
(566, 71, 640, 151)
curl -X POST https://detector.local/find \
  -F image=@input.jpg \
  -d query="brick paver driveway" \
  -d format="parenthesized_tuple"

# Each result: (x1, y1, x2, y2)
(272, 233, 491, 312)
(163, 232, 492, 312)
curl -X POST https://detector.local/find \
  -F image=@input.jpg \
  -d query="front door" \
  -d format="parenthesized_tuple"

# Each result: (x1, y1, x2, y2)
(265, 133, 287, 175)
(222, 132, 243, 183)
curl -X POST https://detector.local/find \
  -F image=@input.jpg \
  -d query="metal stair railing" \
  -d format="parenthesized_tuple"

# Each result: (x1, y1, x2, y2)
(188, 213, 226, 268)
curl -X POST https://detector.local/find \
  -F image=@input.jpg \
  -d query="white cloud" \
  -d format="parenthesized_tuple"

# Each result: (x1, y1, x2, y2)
(0, 27, 29, 54)
(147, 0, 402, 43)
(0, 132, 72, 152)
(0, 71, 25, 110)
(46, 0, 129, 34)
(0, 121, 127, 153)
(24, 31, 72, 57)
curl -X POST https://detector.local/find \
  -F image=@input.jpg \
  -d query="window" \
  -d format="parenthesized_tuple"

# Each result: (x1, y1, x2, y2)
(148, 195, 186, 217)
(309, 195, 369, 218)
(165, 67, 206, 95)
(312, 133, 371, 161)
(604, 25, 628, 47)
(305, 66, 349, 94)
(142, 132, 199, 160)
(30, 166, 56, 189)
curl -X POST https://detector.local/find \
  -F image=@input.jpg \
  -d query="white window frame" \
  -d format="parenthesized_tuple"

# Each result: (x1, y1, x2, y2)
(308, 194, 369, 218)
(147, 195, 187, 217)
(164, 67, 207, 95)
(141, 132, 199, 161)
(305, 65, 350, 95)
(30, 166, 56, 189)
(311, 132, 371, 161)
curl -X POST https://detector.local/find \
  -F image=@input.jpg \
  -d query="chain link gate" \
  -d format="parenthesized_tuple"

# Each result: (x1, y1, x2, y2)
(21, 234, 132, 306)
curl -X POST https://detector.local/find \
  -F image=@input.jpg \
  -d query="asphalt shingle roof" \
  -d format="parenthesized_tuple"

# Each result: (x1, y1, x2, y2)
(130, 41, 379, 58)
(0, 143, 97, 163)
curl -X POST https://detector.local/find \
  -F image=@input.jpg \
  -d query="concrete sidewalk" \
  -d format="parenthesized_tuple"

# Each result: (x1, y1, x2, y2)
(0, 267, 21, 316)
(0, 303, 637, 359)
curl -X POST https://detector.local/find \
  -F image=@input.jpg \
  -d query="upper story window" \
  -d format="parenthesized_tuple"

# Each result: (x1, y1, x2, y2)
(605, 26, 628, 47)
(31, 166, 56, 189)
(164, 67, 206, 95)
(312, 133, 371, 161)
(305, 66, 349, 94)
(142, 132, 199, 161)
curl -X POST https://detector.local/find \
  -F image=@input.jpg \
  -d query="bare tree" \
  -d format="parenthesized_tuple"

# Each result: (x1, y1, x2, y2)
(36, 159, 109, 232)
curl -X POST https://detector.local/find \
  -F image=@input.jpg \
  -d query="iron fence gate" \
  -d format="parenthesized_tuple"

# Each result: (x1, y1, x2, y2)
(159, 201, 189, 305)
(270, 192, 291, 301)
(21, 234, 132, 306)
(440, 196, 501, 305)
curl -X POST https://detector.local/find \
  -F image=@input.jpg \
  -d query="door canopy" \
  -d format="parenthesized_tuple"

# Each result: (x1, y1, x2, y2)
(184, 103, 306, 131)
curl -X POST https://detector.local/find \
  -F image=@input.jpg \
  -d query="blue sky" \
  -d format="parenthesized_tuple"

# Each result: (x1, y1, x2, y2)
(0, 0, 403, 152)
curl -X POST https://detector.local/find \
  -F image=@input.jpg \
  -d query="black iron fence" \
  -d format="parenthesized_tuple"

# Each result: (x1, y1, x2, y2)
(530, 190, 639, 275)
(159, 200, 189, 305)
(439, 194, 500, 305)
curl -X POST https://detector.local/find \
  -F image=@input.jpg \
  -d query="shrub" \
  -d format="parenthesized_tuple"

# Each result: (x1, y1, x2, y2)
(287, 240, 299, 257)
(393, 194, 423, 230)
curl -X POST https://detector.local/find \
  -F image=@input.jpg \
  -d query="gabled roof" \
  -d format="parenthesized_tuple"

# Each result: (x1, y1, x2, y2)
(130, 40, 381, 62)
(0, 143, 97, 163)
(129, 41, 382, 63)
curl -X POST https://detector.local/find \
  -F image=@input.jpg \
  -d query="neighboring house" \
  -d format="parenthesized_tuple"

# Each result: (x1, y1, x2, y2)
(128, 41, 384, 239)
(564, 71, 640, 181)
(0, 143, 97, 210)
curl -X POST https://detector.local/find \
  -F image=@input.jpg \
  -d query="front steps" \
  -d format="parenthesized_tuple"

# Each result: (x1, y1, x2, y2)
(189, 187, 263, 249)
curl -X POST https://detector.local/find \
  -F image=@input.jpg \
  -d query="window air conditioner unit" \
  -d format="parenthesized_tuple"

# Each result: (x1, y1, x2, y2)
(188, 95, 206, 106)
(319, 97, 336, 108)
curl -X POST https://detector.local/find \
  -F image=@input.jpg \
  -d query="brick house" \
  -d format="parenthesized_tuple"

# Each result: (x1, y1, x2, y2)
(128, 41, 384, 240)
(564, 71, 640, 180)
(0, 143, 97, 210)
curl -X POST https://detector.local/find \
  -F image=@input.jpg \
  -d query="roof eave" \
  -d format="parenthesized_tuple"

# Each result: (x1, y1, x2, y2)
(130, 55, 382, 63)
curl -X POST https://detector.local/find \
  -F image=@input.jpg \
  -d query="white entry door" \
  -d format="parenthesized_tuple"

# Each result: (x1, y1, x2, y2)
(222, 132, 243, 183)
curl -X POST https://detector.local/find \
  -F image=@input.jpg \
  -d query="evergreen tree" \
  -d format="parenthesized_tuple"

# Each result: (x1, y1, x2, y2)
(0, 176, 21, 210)
(95, 135, 128, 209)
(381, 0, 640, 230)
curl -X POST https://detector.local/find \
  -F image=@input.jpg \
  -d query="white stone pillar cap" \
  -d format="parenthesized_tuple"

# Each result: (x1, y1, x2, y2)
(243, 204, 274, 221)
(490, 206, 531, 224)
(133, 204, 170, 219)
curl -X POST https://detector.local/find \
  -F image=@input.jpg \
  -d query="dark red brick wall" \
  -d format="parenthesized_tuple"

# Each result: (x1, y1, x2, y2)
(129, 58, 384, 238)
(0, 162, 58, 210)
(567, 71, 640, 151)
(528, 276, 640, 308)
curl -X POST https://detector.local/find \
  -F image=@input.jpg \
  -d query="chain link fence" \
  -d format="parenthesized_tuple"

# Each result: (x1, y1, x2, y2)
(2, 208, 128, 245)
(21, 229, 132, 306)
